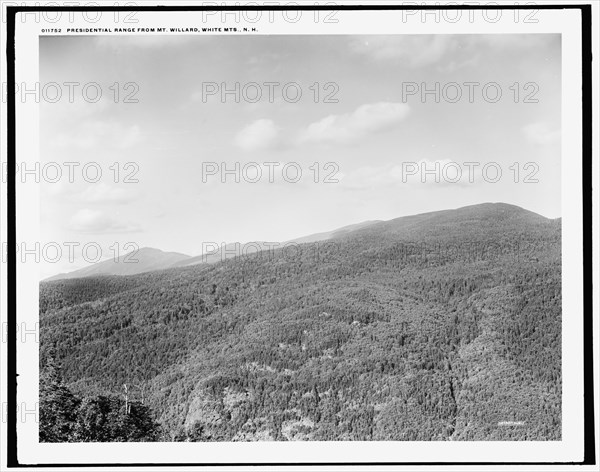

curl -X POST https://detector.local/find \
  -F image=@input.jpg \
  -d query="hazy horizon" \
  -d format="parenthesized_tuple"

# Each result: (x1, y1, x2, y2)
(40, 200, 558, 281)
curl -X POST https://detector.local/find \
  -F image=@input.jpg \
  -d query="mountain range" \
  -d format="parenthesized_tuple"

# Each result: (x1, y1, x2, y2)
(44, 220, 386, 281)
(44, 247, 191, 281)
(39, 202, 562, 441)
(45, 203, 556, 281)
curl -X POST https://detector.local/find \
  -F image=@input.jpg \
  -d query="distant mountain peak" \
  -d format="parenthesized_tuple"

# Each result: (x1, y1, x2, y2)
(44, 247, 191, 282)
(45, 203, 554, 281)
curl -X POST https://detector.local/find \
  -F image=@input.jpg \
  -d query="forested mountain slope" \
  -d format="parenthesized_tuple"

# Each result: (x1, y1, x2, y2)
(44, 247, 191, 281)
(171, 221, 383, 268)
(40, 203, 561, 441)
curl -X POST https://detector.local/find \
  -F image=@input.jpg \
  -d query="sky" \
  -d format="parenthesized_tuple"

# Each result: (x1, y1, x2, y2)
(39, 34, 561, 278)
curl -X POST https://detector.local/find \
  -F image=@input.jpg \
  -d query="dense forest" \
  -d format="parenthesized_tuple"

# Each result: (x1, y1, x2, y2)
(39, 203, 562, 441)
(40, 350, 161, 442)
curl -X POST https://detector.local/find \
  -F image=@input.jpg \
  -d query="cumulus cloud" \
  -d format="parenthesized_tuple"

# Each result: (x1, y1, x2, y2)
(475, 34, 559, 51)
(339, 159, 477, 191)
(234, 119, 280, 151)
(300, 102, 410, 145)
(351, 35, 456, 68)
(51, 131, 96, 149)
(40, 181, 139, 206)
(68, 208, 140, 233)
(522, 122, 560, 145)
(80, 183, 138, 204)
(350, 35, 557, 71)
(51, 121, 143, 150)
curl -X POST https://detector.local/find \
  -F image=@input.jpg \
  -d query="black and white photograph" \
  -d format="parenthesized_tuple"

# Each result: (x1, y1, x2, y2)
(1, 2, 597, 470)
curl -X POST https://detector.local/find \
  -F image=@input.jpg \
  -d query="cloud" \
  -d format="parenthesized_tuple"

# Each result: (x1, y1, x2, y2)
(339, 159, 477, 191)
(80, 183, 138, 204)
(41, 95, 110, 121)
(350, 35, 558, 71)
(522, 122, 560, 145)
(351, 35, 456, 68)
(234, 119, 280, 151)
(51, 121, 143, 150)
(51, 131, 97, 149)
(68, 208, 140, 234)
(474, 34, 559, 51)
(300, 102, 410, 145)
(94, 35, 200, 51)
(118, 124, 143, 148)
(40, 181, 138, 206)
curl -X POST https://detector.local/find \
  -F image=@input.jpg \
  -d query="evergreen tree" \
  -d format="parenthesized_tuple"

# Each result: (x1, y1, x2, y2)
(39, 352, 80, 442)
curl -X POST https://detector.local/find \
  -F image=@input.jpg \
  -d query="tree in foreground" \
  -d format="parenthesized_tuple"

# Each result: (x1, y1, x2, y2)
(40, 355, 161, 442)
